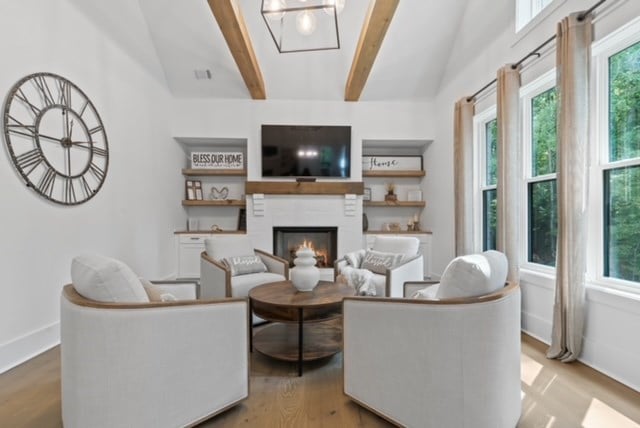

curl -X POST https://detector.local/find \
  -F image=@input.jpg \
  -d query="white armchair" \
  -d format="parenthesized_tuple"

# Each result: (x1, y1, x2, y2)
(334, 235, 423, 297)
(61, 255, 249, 428)
(342, 251, 521, 428)
(200, 235, 288, 300)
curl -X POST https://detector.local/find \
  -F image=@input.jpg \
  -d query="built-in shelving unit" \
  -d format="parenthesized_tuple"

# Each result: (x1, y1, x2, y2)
(182, 199, 246, 207)
(364, 200, 426, 208)
(363, 170, 425, 178)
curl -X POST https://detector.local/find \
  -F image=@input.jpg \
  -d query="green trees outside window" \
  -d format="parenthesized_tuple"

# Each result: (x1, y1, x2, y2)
(529, 88, 558, 266)
(605, 42, 640, 283)
(483, 119, 498, 251)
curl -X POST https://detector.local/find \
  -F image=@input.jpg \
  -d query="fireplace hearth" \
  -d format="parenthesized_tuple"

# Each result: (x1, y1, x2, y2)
(273, 227, 338, 268)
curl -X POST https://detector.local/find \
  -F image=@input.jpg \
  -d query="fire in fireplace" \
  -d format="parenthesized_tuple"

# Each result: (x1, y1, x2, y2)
(273, 227, 338, 268)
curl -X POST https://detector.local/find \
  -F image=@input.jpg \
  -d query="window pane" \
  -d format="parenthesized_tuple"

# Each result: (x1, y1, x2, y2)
(528, 179, 557, 266)
(532, 88, 557, 176)
(483, 189, 497, 251)
(604, 166, 640, 282)
(609, 41, 640, 162)
(485, 119, 498, 186)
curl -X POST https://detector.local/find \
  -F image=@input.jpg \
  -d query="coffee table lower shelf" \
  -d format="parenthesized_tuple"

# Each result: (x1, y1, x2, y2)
(253, 318, 342, 362)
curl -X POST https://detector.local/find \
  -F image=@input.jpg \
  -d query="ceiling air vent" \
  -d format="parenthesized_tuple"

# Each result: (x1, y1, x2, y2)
(194, 69, 212, 80)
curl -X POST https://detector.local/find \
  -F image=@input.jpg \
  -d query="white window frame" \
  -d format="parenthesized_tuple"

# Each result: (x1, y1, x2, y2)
(590, 16, 640, 293)
(520, 69, 557, 274)
(473, 106, 497, 253)
(516, 0, 557, 33)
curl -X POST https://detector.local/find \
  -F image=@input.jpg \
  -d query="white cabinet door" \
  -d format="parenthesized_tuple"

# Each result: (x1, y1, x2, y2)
(177, 234, 208, 278)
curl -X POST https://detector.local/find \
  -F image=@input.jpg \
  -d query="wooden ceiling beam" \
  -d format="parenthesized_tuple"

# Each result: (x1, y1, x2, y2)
(344, 0, 399, 102)
(207, 0, 266, 100)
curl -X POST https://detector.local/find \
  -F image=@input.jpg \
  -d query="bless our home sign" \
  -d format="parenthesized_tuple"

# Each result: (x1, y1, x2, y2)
(191, 152, 244, 169)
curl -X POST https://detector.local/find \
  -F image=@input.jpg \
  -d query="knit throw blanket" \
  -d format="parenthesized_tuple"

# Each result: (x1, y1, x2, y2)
(340, 266, 376, 296)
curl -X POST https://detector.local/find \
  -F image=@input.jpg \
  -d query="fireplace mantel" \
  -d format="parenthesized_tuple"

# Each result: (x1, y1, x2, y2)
(245, 181, 364, 195)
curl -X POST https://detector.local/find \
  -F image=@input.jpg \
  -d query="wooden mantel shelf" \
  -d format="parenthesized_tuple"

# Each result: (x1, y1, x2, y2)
(245, 181, 364, 195)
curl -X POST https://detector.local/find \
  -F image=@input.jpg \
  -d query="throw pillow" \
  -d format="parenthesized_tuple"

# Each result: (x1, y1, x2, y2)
(344, 249, 366, 268)
(482, 250, 508, 291)
(361, 250, 404, 275)
(140, 278, 178, 302)
(436, 254, 492, 299)
(71, 254, 149, 303)
(224, 255, 268, 276)
(412, 283, 441, 300)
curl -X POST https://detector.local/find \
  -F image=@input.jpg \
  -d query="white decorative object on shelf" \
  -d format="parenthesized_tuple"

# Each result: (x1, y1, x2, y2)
(290, 246, 320, 292)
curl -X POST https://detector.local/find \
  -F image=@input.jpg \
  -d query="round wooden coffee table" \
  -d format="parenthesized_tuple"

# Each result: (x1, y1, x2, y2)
(249, 280, 354, 376)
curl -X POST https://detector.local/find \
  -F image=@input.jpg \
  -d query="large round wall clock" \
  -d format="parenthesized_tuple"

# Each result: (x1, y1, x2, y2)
(3, 72, 109, 205)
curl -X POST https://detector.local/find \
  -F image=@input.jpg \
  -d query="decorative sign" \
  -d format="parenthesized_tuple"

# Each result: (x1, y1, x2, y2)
(191, 152, 244, 169)
(362, 155, 423, 172)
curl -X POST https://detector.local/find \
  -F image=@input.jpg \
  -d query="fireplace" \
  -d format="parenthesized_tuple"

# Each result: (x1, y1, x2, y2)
(273, 227, 338, 268)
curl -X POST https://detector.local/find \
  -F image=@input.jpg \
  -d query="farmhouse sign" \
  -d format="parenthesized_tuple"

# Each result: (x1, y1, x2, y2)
(191, 152, 244, 169)
(362, 155, 423, 172)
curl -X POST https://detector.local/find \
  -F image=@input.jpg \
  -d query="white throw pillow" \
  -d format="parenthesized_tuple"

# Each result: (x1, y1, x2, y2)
(361, 250, 404, 275)
(71, 255, 149, 303)
(436, 254, 492, 299)
(482, 250, 508, 290)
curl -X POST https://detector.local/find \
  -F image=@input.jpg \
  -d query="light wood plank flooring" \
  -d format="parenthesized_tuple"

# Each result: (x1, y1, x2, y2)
(1, 334, 639, 427)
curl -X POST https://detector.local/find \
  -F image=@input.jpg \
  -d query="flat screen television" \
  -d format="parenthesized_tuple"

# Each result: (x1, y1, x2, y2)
(261, 125, 351, 178)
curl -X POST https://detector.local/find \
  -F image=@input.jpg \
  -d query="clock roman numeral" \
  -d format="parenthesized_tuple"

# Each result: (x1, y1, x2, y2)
(92, 147, 108, 157)
(32, 75, 55, 108)
(15, 88, 42, 116)
(78, 100, 89, 117)
(79, 176, 93, 198)
(89, 162, 106, 181)
(38, 167, 56, 197)
(64, 177, 77, 204)
(88, 125, 103, 135)
(15, 149, 44, 176)
(6, 115, 36, 138)
(58, 79, 71, 108)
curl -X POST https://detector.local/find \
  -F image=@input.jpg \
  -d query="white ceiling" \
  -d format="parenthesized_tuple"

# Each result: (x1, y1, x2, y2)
(138, 0, 470, 101)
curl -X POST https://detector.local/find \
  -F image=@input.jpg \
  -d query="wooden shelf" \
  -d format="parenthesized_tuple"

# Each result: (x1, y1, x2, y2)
(182, 168, 247, 177)
(182, 199, 246, 207)
(364, 201, 425, 207)
(363, 170, 425, 178)
(245, 181, 364, 195)
(364, 230, 432, 235)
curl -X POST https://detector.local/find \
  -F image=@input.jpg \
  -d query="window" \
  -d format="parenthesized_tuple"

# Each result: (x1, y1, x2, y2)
(603, 41, 640, 283)
(521, 70, 558, 269)
(516, 0, 554, 32)
(474, 107, 498, 252)
(592, 18, 640, 290)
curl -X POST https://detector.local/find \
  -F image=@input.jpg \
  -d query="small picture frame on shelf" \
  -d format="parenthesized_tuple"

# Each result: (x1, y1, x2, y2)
(185, 180, 195, 200)
(407, 189, 423, 202)
(363, 187, 372, 201)
(194, 181, 203, 200)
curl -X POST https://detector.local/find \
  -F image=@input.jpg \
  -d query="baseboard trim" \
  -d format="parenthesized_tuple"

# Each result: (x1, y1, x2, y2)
(0, 322, 60, 374)
(521, 310, 552, 343)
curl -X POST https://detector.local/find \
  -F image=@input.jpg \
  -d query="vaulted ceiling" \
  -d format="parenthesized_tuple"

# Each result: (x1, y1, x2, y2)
(138, 0, 469, 101)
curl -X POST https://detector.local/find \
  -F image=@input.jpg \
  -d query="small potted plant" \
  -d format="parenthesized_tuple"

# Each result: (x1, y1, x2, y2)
(385, 182, 397, 202)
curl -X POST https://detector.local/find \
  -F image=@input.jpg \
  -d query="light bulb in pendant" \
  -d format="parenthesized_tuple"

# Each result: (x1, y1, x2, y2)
(296, 10, 316, 35)
(323, 0, 345, 15)
(264, 0, 286, 20)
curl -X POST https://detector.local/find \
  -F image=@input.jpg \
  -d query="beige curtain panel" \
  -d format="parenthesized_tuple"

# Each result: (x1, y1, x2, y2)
(547, 13, 593, 363)
(454, 98, 475, 256)
(496, 64, 521, 283)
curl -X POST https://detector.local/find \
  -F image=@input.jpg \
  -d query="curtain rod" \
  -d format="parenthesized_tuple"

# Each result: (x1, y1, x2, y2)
(466, 0, 607, 102)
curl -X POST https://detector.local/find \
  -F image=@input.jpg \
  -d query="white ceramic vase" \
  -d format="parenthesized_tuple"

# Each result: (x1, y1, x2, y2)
(290, 246, 320, 292)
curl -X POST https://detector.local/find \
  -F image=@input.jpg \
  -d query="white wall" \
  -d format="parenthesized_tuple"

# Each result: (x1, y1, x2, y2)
(430, 0, 640, 391)
(0, 0, 184, 372)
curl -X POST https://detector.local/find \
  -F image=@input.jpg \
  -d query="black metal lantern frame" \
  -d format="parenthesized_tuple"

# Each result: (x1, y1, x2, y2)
(261, 0, 341, 53)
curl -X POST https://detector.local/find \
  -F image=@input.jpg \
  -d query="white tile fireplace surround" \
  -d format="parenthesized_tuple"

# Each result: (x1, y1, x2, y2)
(247, 194, 362, 264)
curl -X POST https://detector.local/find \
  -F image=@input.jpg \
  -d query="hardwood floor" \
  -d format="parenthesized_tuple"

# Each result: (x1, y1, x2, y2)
(1, 334, 639, 427)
